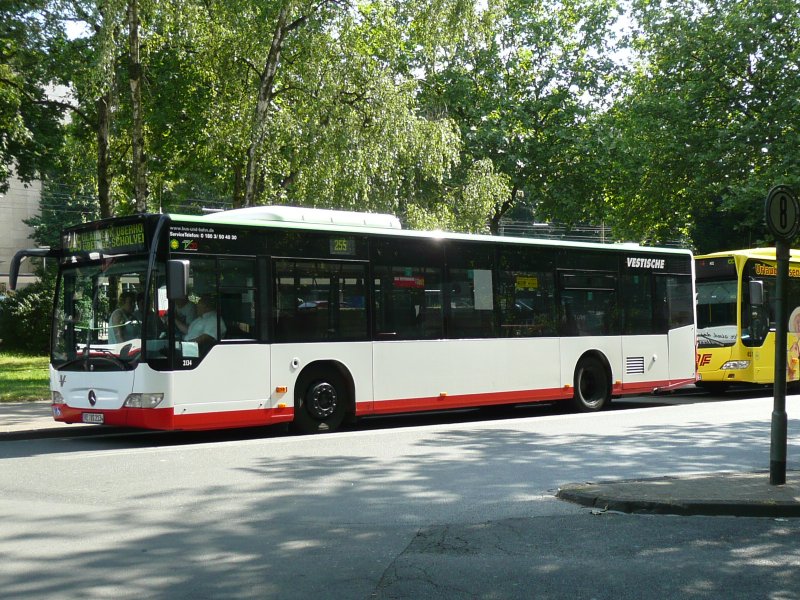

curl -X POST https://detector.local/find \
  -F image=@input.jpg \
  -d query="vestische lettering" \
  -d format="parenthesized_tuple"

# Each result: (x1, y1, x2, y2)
(626, 257, 665, 269)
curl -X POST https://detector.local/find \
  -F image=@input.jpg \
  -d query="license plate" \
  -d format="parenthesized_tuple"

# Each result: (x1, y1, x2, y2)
(82, 413, 104, 424)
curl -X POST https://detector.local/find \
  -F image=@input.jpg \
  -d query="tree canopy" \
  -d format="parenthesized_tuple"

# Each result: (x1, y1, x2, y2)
(3, 0, 800, 250)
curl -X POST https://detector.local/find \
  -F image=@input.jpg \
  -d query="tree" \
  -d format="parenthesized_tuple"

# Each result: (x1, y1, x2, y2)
(416, 0, 622, 232)
(151, 0, 463, 218)
(0, 1, 67, 191)
(127, 0, 148, 211)
(604, 0, 800, 248)
(59, 0, 125, 220)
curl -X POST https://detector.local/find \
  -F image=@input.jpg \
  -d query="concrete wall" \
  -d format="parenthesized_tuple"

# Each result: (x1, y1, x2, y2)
(0, 174, 41, 292)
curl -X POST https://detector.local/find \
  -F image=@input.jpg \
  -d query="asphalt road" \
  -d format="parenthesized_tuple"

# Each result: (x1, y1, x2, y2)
(1, 390, 798, 599)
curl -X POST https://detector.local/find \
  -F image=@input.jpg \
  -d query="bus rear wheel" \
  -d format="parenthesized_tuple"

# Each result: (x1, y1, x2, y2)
(572, 356, 610, 412)
(294, 368, 347, 434)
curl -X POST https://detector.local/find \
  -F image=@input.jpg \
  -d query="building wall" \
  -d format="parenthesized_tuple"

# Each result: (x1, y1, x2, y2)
(0, 174, 41, 292)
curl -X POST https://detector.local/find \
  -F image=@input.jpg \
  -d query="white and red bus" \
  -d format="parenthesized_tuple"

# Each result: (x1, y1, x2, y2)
(11, 206, 696, 433)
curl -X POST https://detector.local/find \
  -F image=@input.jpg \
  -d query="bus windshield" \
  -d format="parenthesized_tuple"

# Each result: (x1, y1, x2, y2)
(52, 258, 165, 370)
(696, 279, 738, 347)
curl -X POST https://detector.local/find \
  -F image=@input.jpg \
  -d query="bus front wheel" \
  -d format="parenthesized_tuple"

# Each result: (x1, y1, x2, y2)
(294, 368, 347, 434)
(572, 356, 610, 412)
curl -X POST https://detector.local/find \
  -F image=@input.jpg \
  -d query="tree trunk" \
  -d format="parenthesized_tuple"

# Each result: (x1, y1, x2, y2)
(232, 162, 244, 208)
(128, 0, 148, 212)
(243, 3, 292, 207)
(489, 185, 519, 235)
(96, 93, 112, 219)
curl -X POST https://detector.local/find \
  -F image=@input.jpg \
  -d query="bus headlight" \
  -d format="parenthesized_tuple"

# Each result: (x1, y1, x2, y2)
(123, 393, 164, 409)
(721, 360, 750, 370)
(52, 391, 65, 404)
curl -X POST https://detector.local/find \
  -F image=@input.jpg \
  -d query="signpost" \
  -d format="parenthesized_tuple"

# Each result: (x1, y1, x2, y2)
(764, 185, 800, 485)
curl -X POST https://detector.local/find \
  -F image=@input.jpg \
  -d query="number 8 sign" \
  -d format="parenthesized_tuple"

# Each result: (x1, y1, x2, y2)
(765, 185, 800, 241)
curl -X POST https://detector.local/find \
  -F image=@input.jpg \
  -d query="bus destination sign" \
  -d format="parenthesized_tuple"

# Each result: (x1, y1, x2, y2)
(64, 223, 146, 254)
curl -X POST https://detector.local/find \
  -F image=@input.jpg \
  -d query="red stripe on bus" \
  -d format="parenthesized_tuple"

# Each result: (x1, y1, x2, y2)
(172, 407, 294, 430)
(52, 377, 693, 431)
(362, 387, 574, 415)
(52, 404, 294, 431)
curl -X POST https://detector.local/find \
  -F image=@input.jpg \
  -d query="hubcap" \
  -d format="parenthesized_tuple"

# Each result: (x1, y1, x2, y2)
(307, 382, 337, 419)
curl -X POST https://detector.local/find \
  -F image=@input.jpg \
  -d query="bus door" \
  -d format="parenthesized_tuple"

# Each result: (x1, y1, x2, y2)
(654, 273, 696, 383)
(557, 270, 624, 386)
(271, 258, 372, 411)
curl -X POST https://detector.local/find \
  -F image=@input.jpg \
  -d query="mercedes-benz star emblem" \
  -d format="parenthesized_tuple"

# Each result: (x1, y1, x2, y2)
(88, 390, 97, 406)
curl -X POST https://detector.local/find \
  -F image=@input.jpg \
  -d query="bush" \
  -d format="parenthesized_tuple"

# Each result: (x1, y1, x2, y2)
(0, 280, 54, 354)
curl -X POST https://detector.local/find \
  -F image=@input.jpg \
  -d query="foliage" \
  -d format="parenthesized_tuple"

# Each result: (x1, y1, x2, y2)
(5, 0, 800, 248)
(416, 0, 622, 231)
(604, 0, 800, 249)
(0, 1, 68, 191)
(406, 158, 510, 232)
(0, 278, 56, 354)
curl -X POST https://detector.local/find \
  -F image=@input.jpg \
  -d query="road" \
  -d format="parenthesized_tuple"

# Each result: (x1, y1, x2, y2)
(1, 390, 799, 599)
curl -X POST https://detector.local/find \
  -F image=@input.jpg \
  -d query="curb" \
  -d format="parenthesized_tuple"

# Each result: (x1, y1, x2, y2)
(556, 487, 800, 518)
(556, 475, 800, 518)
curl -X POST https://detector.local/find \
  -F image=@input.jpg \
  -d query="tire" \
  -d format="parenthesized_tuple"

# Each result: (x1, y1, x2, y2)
(293, 367, 348, 434)
(572, 356, 610, 412)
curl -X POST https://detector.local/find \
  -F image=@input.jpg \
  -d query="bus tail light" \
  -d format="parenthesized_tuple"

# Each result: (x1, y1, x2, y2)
(721, 360, 750, 370)
(123, 393, 164, 409)
(52, 391, 65, 404)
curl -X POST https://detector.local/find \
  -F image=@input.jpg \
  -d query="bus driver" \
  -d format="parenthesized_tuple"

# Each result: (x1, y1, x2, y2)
(108, 291, 139, 343)
(180, 295, 226, 347)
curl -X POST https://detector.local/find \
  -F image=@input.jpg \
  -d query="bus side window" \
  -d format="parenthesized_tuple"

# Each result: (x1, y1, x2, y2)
(273, 260, 367, 343)
(558, 272, 618, 336)
(621, 272, 653, 335)
(219, 258, 256, 341)
(496, 247, 556, 338)
(373, 266, 443, 340)
(654, 274, 693, 332)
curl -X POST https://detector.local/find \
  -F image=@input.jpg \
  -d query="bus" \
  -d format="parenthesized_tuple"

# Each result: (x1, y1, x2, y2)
(11, 206, 697, 433)
(695, 247, 800, 392)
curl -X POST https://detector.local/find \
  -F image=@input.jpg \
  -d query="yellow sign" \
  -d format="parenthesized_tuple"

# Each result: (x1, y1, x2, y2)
(754, 262, 800, 279)
(515, 276, 538, 290)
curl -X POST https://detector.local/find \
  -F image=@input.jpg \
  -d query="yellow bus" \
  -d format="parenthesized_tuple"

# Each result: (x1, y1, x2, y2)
(695, 248, 800, 392)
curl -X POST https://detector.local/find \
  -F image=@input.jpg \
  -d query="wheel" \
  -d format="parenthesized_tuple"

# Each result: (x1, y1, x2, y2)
(293, 367, 348, 434)
(572, 356, 610, 412)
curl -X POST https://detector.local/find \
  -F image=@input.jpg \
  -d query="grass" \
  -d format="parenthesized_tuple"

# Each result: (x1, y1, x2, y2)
(0, 352, 50, 402)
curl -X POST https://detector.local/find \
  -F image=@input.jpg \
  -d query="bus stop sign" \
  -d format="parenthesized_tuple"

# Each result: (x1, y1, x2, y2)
(764, 184, 799, 485)
(765, 185, 800, 241)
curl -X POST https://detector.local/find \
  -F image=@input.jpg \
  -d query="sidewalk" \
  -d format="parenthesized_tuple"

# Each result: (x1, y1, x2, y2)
(0, 400, 94, 440)
(2, 400, 800, 517)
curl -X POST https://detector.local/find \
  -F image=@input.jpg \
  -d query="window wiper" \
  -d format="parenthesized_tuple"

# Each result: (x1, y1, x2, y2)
(91, 347, 131, 369)
(58, 346, 132, 371)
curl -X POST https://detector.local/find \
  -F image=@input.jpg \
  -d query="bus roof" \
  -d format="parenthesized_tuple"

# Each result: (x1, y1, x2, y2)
(695, 248, 800, 261)
(202, 205, 402, 230)
(164, 206, 692, 256)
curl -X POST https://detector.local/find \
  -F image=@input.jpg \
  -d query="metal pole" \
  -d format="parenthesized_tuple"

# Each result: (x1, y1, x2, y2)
(771, 239, 789, 485)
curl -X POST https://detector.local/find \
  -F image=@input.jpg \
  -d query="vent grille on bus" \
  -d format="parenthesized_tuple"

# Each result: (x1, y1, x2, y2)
(626, 357, 646, 374)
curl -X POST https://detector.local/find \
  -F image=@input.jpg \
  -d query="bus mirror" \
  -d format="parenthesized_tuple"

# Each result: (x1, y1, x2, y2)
(10, 247, 57, 290)
(167, 260, 189, 300)
(749, 280, 764, 306)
